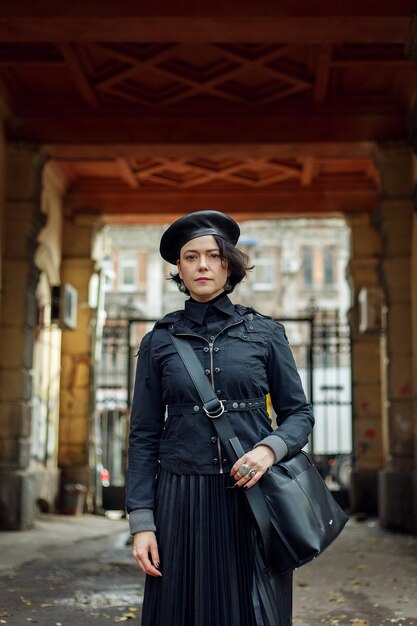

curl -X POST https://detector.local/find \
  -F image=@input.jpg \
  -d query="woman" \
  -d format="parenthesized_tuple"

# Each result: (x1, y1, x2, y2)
(126, 210, 314, 626)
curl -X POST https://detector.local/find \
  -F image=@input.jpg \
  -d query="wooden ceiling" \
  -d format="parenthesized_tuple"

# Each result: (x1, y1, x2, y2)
(0, 1, 416, 219)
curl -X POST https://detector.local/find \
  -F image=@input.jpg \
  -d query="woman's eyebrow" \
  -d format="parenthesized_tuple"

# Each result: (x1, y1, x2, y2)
(183, 248, 220, 254)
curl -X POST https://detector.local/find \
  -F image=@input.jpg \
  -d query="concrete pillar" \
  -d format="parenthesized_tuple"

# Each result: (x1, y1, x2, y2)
(0, 119, 5, 321)
(30, 162, 66, 513)
(375, 143, 417, 532)
(0, 144, 46, 529)
(58, 216, 97, 509)
(412, 210, 417, 532)
(346, 214, 384, 515)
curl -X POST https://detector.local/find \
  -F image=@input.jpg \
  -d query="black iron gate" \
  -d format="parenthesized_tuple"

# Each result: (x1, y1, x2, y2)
(95, 313, 352, 508)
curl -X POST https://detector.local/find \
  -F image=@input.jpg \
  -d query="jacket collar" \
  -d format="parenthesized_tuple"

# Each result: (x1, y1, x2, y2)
(184, 292, 234, 324)
(154, 298, 254, 332)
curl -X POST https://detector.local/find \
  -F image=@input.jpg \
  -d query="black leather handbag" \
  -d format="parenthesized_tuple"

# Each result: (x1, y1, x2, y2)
(171, 333, 349, 575)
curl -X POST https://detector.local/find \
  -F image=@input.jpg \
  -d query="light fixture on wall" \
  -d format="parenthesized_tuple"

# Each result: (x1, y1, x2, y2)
(51, 283, 78, 330)
(358, 287, 382, 333)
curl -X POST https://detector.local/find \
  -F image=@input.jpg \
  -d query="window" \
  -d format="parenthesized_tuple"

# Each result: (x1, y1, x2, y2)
(119, 259, 137, 291)
(302, 246, 336, 289)
(253, 256, 274, 290)
(324, 247, 335, 287)
(302, 247, 313, 286)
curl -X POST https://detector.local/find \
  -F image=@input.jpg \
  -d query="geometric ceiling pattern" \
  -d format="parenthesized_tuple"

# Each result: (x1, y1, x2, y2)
(0, 41, 412, 111)
(59, 155, 379, 191)
(0, 2, 416, 218)
(84, 43, 313, 107)
(61, 154, 380, 217)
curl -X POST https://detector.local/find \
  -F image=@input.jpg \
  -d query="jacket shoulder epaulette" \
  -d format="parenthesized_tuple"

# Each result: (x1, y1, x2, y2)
(154, 310, 183, 328)
(235, 304, 273, 321)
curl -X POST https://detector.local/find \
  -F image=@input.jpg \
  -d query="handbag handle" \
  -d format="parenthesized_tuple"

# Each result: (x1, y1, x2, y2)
(170, 333, 274, 569)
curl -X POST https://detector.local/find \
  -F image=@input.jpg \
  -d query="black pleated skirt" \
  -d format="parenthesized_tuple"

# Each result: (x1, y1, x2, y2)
(141, 469, 292, 626)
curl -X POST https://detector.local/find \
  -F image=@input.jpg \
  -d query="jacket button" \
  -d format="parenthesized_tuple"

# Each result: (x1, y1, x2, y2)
(213, 458, 219, 465)
(239, 402, 246, 409)
(216, 390, 222, 396)
(242, 334, 247, 338)
(210, 436, 217, 444)
(214, 347, 220, 352)
(193, 405, 200, 412)
(210, 335, 215, 341)
(249, 326, 254, 330)
(204, 347, 209, 352)
(214, 367, 220, 373)
(205, 369, 210, 375)
(232, 402, 239, 409)
(222, 458, 229, 464)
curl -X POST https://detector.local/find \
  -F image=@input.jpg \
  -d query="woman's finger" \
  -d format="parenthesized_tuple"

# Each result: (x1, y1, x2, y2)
(132, 533, 162, 578)
(244, 469, 264, 489)
(232, 463, 267, 487)
(150, 544, 161, 573)
(135, 548, 162, 577)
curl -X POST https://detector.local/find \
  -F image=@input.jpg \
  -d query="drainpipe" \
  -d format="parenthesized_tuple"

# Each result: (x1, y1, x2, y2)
(88, 268, 106, 513)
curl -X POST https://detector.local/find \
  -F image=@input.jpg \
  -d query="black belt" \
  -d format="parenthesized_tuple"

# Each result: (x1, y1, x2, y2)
(167, 397, 266, 416)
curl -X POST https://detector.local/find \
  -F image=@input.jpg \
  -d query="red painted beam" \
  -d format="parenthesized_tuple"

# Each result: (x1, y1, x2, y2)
(7, 112, 407, 145)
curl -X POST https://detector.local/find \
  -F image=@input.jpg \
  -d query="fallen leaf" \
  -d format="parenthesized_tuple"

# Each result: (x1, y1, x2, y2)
(329, 591, 346, 603)
(113, 614, 136, 623)
(40, 603, 54, 609)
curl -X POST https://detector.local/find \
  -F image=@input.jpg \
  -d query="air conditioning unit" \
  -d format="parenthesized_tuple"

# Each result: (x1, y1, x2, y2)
(358, 287, 381, 333)
(51, 283, 78, 330)
(281, 257, 300, 274)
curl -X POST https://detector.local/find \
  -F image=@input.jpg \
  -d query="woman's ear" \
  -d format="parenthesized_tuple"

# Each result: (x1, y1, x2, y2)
(176, 260, 182, 279)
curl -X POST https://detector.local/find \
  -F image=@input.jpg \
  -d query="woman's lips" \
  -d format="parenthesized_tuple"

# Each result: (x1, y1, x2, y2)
(195, 277, 211, 282)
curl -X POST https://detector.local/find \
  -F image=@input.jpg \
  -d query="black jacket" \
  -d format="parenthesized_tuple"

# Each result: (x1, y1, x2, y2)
(126, 295, 314, 513)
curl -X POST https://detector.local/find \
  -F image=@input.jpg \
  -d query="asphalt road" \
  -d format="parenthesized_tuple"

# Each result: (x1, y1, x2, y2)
(0, 516, 416, 626)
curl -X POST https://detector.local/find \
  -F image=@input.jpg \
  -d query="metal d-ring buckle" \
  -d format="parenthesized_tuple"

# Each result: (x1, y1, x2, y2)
(203, 400, 225, 419)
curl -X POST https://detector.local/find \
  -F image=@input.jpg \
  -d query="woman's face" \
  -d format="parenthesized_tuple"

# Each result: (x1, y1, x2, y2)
(177, 235, 229, 302)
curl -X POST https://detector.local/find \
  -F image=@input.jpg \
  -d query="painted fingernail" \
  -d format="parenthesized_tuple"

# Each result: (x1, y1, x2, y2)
(155, 562, 160, 569)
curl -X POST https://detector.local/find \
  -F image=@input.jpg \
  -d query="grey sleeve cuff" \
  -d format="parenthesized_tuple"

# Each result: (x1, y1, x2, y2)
(128, 508, 156, 535)
(254, 435, 288, 464)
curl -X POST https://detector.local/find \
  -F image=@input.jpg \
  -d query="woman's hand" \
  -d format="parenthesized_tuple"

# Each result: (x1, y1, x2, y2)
(231, 445, 275, 489)
(132, 531, 162, 577)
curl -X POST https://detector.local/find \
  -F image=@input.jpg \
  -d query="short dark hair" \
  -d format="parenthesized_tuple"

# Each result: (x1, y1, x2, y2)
(169, 235, 253, 294)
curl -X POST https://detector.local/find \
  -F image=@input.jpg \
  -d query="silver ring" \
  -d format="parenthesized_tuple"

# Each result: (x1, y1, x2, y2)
(238, 463, 251, 477)
(249, 469, 257, 478)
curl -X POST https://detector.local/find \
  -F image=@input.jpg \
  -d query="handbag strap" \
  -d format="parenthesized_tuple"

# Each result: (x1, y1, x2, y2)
(170, 333, 274, 570)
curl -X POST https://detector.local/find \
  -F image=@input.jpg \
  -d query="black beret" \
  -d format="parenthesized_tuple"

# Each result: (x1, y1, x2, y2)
(160, 210, 240, 264)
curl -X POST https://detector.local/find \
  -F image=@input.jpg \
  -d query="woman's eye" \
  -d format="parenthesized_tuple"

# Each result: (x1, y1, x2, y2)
(185, 254, 196, 260)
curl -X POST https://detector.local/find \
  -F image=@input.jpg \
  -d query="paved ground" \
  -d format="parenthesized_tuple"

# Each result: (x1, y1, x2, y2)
(0, 513, 416, 625)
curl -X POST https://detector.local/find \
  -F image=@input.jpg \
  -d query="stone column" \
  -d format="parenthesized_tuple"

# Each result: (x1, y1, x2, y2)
(412, 210, 417, 532)
(58, 216, 98, 510)
(375, 143, 417, 532)
(0, 119, 5, 320)
(346, 214, 384, 514)
(0, 144, 46, 529)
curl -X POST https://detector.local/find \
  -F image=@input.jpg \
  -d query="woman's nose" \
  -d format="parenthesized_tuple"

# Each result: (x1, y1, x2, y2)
(198, 256, 209, 270)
